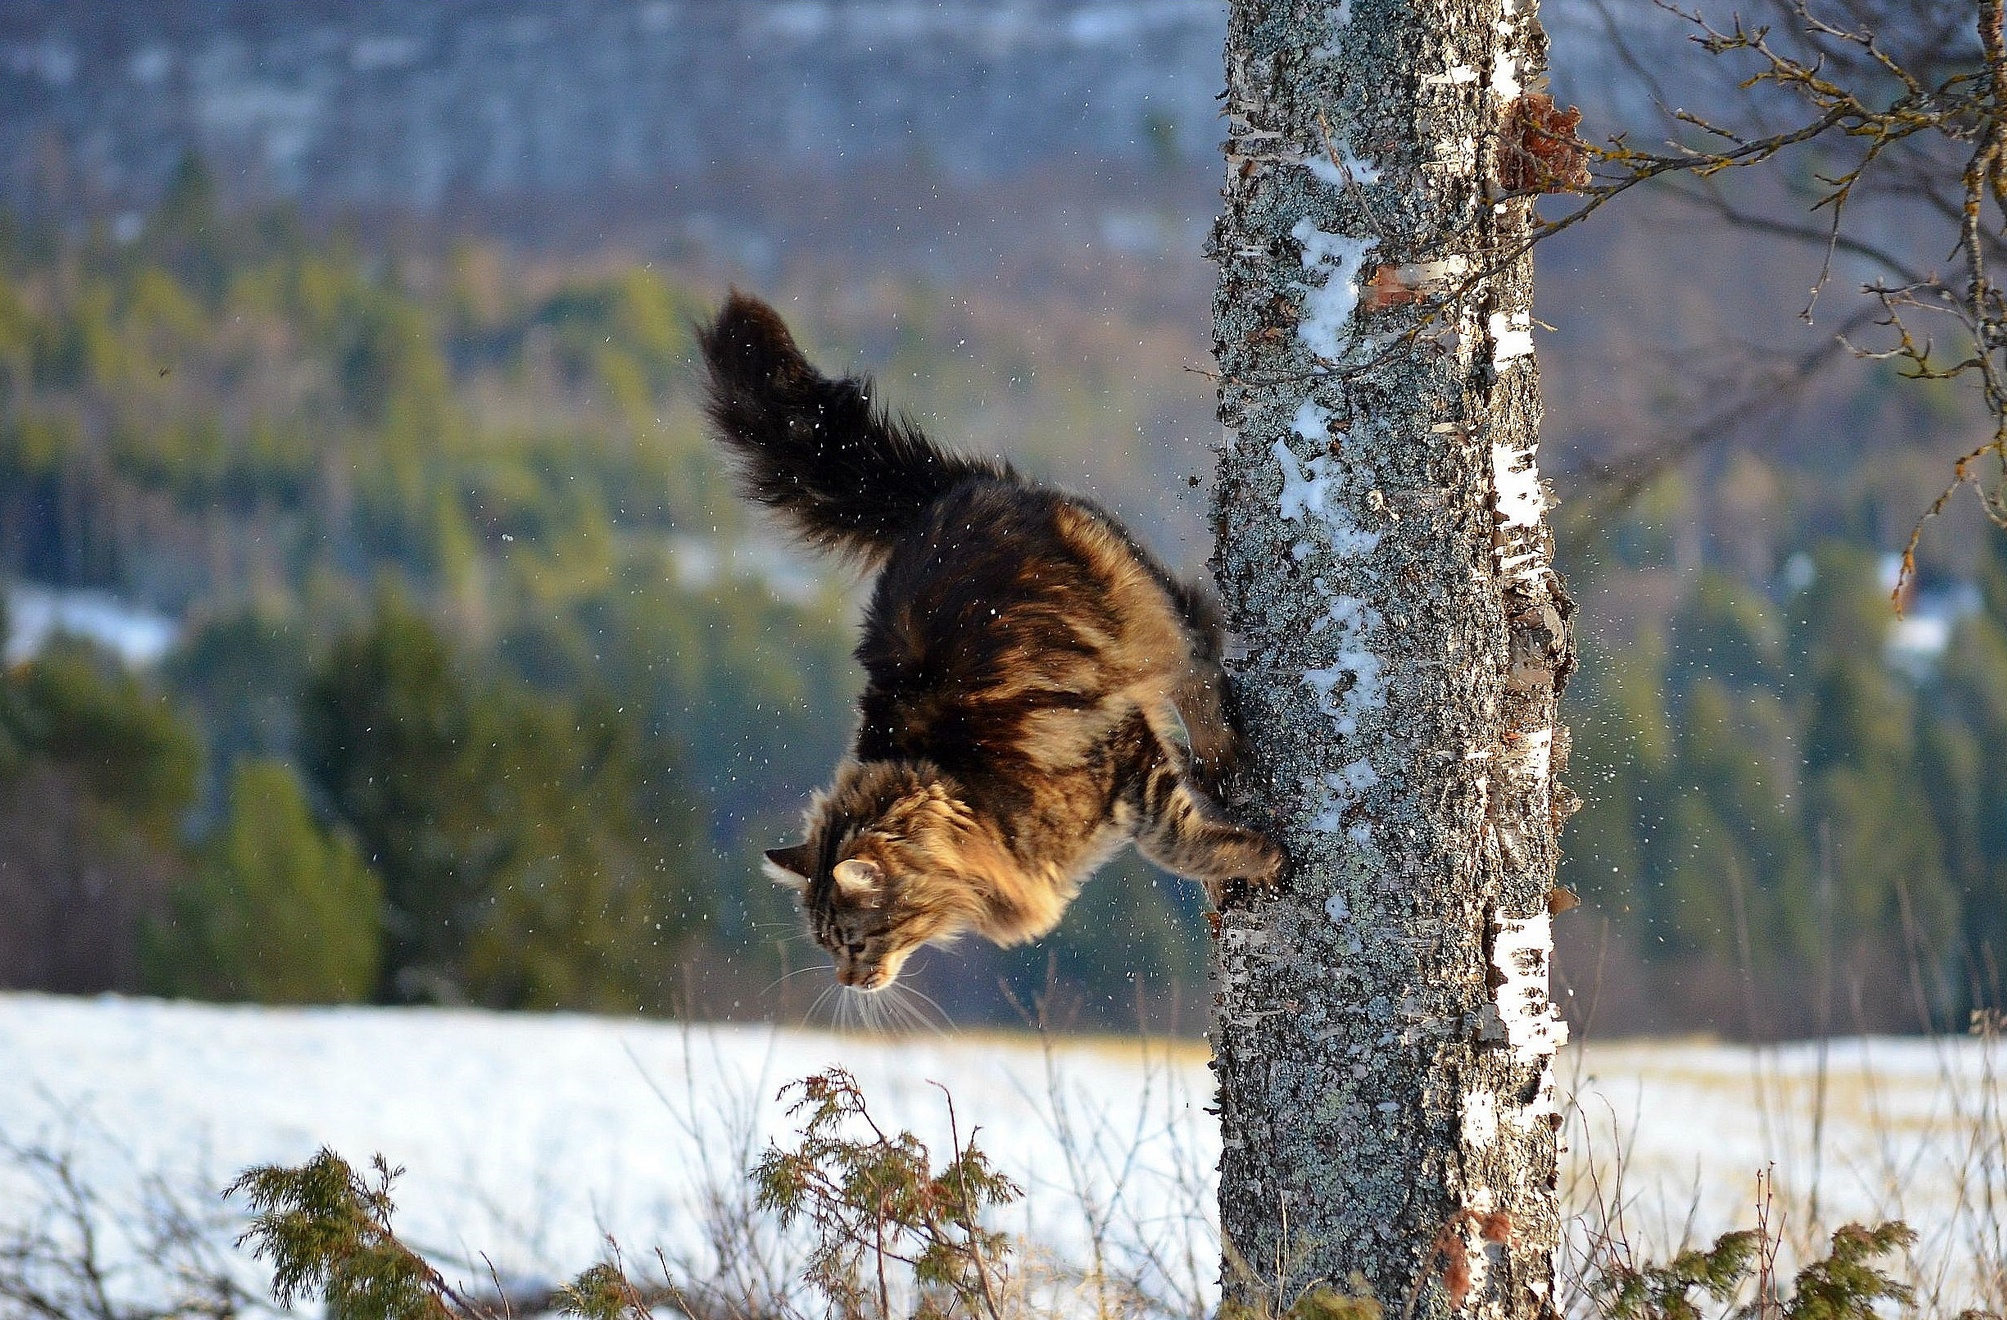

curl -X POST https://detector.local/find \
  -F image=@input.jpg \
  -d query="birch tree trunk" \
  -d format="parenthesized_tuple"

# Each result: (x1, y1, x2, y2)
(1207, 0, 1575, 1316)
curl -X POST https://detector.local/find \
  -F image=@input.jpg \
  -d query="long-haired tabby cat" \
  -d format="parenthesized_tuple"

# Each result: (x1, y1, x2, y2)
(698, 293, 1283, 991)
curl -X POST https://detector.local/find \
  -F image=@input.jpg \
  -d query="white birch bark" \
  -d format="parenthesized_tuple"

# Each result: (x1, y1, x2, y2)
(1207, 0, 1575, 1316)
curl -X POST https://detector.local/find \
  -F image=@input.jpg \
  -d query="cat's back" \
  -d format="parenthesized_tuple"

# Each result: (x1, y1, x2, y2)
(855, 479, 1194, 767)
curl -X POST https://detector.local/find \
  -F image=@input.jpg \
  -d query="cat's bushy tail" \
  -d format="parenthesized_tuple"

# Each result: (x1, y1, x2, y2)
(696, 291, 1011, 561)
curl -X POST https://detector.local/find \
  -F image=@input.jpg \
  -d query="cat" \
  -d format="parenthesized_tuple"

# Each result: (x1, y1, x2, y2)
(697, 292, 1284, 991)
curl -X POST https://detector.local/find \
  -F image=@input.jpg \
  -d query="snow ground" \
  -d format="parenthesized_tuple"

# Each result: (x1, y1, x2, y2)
(2, 994, 1999, 1307)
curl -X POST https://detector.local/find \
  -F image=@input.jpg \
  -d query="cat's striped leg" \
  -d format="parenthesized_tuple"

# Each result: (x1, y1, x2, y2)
(1165, 662, 1252, 800)
(1161, 575, 1253, 799)
(1134, 760, 1285, 900)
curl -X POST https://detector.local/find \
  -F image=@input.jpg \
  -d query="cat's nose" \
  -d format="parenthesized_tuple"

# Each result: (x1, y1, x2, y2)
(837, 963, 886, 991)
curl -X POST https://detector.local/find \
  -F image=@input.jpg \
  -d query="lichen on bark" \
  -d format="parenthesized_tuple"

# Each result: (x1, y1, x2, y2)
(1206, 0, 1575, 1317)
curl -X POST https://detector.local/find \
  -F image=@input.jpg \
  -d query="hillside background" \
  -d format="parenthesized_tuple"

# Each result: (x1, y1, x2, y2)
(1, 0, 2002, 1034)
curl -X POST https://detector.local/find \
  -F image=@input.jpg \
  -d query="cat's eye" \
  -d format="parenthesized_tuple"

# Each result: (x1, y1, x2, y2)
(846, 940, 866, 955)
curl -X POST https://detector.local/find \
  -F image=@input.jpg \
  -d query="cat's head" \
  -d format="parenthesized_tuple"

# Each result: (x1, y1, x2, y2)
(763, 761, 989, 991)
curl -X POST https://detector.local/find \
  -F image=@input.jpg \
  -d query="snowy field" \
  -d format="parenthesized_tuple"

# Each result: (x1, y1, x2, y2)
(2, 993, 2000, 1308)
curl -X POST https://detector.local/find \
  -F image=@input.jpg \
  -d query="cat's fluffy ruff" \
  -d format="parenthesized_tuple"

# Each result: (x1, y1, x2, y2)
(700, 292, 1283, 990)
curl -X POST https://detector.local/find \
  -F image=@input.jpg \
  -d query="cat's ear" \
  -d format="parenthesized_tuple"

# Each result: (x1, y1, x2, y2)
(763, 843, 815, 890)
(831, 858, 884, 903)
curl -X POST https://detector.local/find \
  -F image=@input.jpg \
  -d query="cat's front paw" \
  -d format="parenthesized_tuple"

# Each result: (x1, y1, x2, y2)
(1243, 832, 1289, 887)
(1205, 830, 1288, 906)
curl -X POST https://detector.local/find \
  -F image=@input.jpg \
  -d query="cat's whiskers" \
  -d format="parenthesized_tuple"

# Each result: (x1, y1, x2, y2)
(858, 987, 888, 1036)
(884, 988, 929, 1037)
(883, 980, 953, 1035)
(761, 963, 832, 998)
(748, 922, 816, 948)
(835, 987, 864, 1036)
(834, 984, 909, 1037)
(804, 982, 839, 1030)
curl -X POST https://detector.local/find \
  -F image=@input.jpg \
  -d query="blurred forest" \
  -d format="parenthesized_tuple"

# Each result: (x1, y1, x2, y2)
(0, 157, 1221, 1024)
(0, 136, 2003, 1033)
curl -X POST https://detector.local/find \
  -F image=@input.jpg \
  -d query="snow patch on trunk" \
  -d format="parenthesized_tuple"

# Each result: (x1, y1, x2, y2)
(1292, 577, 1388, 834)
(1300, 577, 1386, 835)
(1303, 583, 1386, 736)
(1291, 220, 1376, 359)
(1307, 758, 1379, 831)
(1275, 432, 1380, 559)
(1277, 401, 1387, 838)
(1307, 150, 1380, 188)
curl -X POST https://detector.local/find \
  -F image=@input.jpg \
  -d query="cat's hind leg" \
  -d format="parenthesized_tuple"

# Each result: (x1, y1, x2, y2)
(1134, 759, 1285, 901)
(1164, 663, 1250, 800)
(1159, 575, 1253, 800)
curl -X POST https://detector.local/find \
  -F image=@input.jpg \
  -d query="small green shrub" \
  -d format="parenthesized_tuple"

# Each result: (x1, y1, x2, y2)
(227, 1151, 452, 1320)
(1774, 1223, 1917, 1320)
(753, 1069, 1021, 1320)
(1594, 1220, 1914, 1320)
(1601, 1230, 1765, 1320)
(558, 1262, 652, 1320)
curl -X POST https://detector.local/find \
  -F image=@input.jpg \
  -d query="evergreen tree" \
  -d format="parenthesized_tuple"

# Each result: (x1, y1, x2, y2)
(143, 152, 228, 304)
(148, 757, 381, 1003)
(1559, 633, 1670, 942)
(303, 591, 701, 1008)
(1667, 569, 1787, 695)
(0, 636, 202, 993)
(1794, 547, 1956, 995)
(1928, 535, 2007, 998)
(301, 590, 489, 999)
(164, 609, 313, 816)
(16, 636, 202, 838)
(459, 692, 696, 1012)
